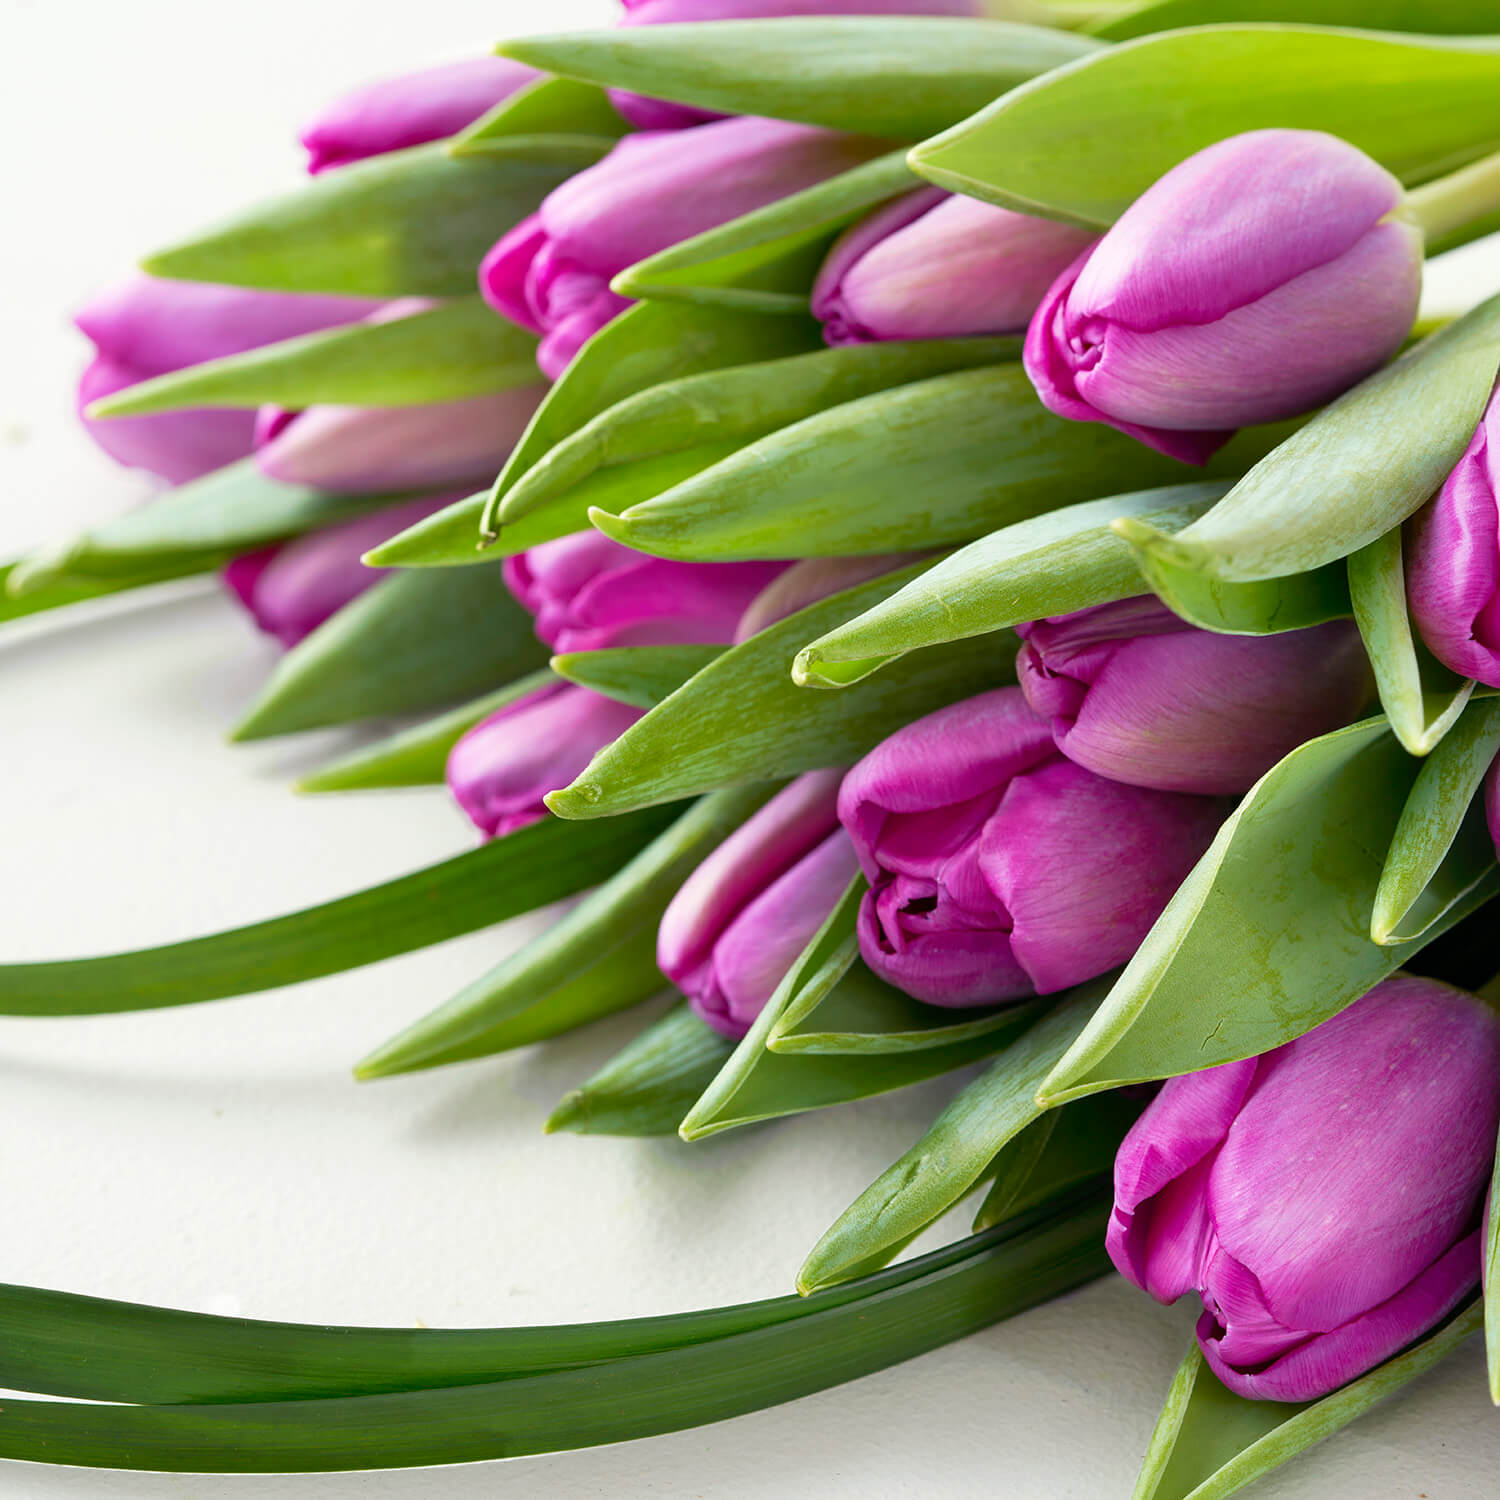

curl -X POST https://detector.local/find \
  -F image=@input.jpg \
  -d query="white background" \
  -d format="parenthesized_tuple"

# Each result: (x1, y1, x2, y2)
(1, 2, 1498, 1494)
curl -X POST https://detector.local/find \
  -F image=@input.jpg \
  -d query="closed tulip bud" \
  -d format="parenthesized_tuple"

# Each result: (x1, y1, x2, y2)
(1488, 754, 1500, 856)
(76, 275, 376, 485)
(480, 118, 888, 376)
(222, 495, 454, 649)
(1023, 129, 1423, 464)
(1407, 389, 1500, 689)
(812, 188, 1096, 346)
(1109, 975, 1500, 1401)
(447, 684, 644, 839)
(658, 770, 860, 1036)
(300, 57, 540, 173)
(1016, 597, 1374, 795)
(838, 687, 1223, 1005)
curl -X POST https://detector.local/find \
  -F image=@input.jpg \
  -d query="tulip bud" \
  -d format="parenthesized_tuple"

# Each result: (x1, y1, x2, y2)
(76, 275, 376, 485)
(732, 554, 925, 643)
(838, 687, 1223, 1005)
(1023, 129, 1423, 464)
(222, 495, 454, 648)
(1406, 388, 1500, 689)
(480, 118, 888, 376)
(447, 684, 644, 839)
(658, 770, 859, 1036)
(299, 57, 540, 173)
(1109, 975, 1500, 1401)
(1488, 754, 1500, 858)
(812, 188, 1096, 346)
(1016, 597, 1374, 795)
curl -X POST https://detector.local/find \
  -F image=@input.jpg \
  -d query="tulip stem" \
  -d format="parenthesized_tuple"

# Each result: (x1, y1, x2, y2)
(1408, 150, 1500, 255)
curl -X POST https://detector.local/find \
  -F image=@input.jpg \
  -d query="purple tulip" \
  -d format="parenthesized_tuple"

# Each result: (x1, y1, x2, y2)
(658, 770, 860, 1036)
(1488, 754, 1500, 857)
(812, 188, 1097, 346)
(1016, 597, 1374, 795)
(222, 495, 455, 649)
(480, 118, 888, 377)
(838, 687, 1223, 1005)
(1023, 130, 1422, 464)
(732, 554, 926, 642)
(300, 57, 540, 173)
(76, 275, 377, 485)
(447, 684, 644, 839)
(1407, 390, 1500, 689)
(1109, 975, 1500, 1401)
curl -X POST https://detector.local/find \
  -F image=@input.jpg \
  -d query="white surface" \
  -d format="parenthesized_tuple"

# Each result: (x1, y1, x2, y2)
(1, 3, 1498, 1495)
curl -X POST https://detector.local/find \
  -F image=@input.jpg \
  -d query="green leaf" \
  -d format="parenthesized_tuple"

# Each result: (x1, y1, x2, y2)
(143, 141, 599, 297)
(1349, 526, 1476, 756)
(295, 673, 556, 794)
(451, 76, 630, 154)
(0, 807, 676, 1017)
(231, 566, 549, 740)
(547, 1001, 737, 1137)
(1135, 1309, 1481, 1500)
(1039, 717, 1500, 1104)
(910, 27, 1500, 228)
(500, 21, 1102, 140)
(87, 299, 542, 416)
(1091, 0, 1500, 42)
(792, 483, 1230, 688)
(796, 988, 1104, 1291)
(1371, 695, 1500, 943)
(550, 644, 725, 709)
(588, 366, 1291, 562)
(544, 561, 1014, 819)
(0, 1204, 1110, 1471)
(0, 556, 220, 628)
(355, 785, 776, 1080)
(1104, 294, 1500, 585)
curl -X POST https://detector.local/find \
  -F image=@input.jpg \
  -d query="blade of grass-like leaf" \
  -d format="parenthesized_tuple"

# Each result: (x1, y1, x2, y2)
(451, 76, 630, 154)
(550, 644, 725, 708)
(0, 807, 676, 1016)
(1091, 0, 1500, 43)
(0, 557, 218, 628)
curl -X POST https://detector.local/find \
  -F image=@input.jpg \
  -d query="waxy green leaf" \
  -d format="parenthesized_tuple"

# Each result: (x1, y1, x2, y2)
(1091, 0, 1500, 42)
(550, 645, 725, 709)
(232, 566, 548, 740)
(1135, 1311, 1481, 1500)
(500, 20, 1102, 141)
(1371, 696, 1500, 943)
(144, 141, 598, 298)
(1040, 717, 1500, 1104)
(356, 786, 775, 1080)
(88, 299, 541, 417)
(545, 562, 1014, 819)
(452, 76, 630, 154)
(911, 27, 1500, 227)
(0, 557, 218, 629)
(0, 808, 676, 1016)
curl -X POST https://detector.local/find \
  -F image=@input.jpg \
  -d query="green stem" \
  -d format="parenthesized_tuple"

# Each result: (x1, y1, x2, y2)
(1408, 149, 1500, 257)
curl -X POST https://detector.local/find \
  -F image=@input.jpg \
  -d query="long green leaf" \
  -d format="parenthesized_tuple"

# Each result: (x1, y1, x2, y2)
(911, 26, 1500, 227)
(0, 808, 676, 1016)
(452, 76, 631, 154)
(1092, 0, 1500, 41)
(0, 557, 219, 628)
(550, 644, 725, 709)
(501, 21, 1102, 141)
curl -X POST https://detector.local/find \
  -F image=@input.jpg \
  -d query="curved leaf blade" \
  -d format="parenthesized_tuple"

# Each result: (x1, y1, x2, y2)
(1092, 0, 1500, 41)
(452, 76, 630, 153)
(550, 644, 725, 709)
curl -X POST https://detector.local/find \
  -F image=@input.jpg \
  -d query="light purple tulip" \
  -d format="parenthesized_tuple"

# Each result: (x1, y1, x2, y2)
(838, 687, 1223, 1005)
(222, 494, 455, 649)
(76, 275, 377, 485)
(812, 188, 1097, 345)
(658, 770, 860, 1036)
(1023, 130, 1422, 464)
(447, 684, 644, 839)
(1407, 389, 1500, 689)
(480, 118, 888, 377)
(300, 57, 540, 173)
(1109, 975, 1500, 1401)
(504, 531, 786, 651)
(1016, 597, 1374, 795)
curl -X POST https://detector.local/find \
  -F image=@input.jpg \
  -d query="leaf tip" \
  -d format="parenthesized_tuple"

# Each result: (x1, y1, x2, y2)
(586, 506, 632, 545)
(544, 1091, 585, 1134)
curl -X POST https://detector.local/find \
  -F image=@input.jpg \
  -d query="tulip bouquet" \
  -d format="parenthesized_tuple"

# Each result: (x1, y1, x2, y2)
(9, 0, 1500, 1490)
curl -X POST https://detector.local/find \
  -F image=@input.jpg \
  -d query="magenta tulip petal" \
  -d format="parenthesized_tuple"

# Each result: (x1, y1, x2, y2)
(732, 554, 924, 642)
(1487, 754, 1500, 856)
(607, 92, 722, 131)
(478, 216, 549, 333)
(535, 287, 635, 379)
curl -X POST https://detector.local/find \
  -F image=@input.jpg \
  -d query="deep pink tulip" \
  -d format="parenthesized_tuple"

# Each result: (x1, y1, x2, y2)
(1023, 130, 1422, 464)
(447, 684, 644, 839)
(1407, 389, 1500, 689)
(658, 770, 859, 1036)
(480, 118, 888, 376)
(300, 57, 540, 173)
(1487, 754, 1500, 858)
(838, 687, 1223, 1005)
(222, 495, 455, 649)
(812, 188, 1096, 345)
(1016, 597, 1374, 795)
(76, 275, 376, 485)
(1109, 975, 1500, 1401)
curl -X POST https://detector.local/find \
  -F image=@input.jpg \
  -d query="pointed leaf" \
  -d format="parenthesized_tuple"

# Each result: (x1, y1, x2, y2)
(500, 21, 1101, 140)
(452, 76, 630, 154)
(1092, 0, 1500, 43)
(0, 557, 218, 628)
(550, 644, 725, 709)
